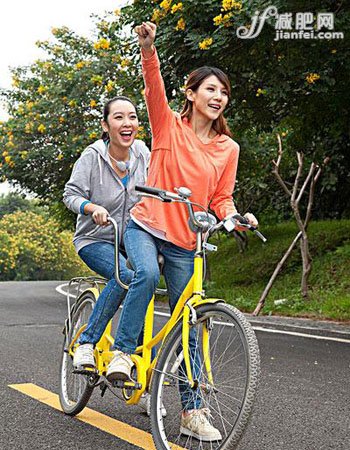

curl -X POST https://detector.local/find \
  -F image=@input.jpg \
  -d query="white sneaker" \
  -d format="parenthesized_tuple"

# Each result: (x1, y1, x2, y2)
(139, 392, 167, 417)
(73, 343, 95, 368)
(180, 409, 222, 442)
(106, 350, 134, 382)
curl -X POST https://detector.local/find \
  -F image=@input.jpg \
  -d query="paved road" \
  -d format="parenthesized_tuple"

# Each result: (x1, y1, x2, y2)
(0, 281, 349, 450)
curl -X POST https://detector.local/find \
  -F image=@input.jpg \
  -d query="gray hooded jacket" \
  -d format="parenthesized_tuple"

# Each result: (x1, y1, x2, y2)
(63, 139, 150, 253)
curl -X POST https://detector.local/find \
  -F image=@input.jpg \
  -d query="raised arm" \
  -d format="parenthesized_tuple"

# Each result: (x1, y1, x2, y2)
(135, 22, 174, 142)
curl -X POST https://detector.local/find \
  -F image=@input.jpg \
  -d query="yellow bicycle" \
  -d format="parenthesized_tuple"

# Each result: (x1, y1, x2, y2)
(59, 185, 266, 450)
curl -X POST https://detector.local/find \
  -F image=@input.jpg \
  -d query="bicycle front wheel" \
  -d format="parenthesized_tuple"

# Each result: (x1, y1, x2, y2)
(150, 303, 260, 450)
(59, 290, 97, 415)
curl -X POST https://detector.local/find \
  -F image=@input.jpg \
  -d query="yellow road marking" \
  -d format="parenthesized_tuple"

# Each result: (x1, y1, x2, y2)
(8, 383, 184, 450)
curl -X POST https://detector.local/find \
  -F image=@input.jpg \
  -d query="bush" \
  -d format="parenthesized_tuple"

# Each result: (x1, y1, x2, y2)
(0, 211, 92, 280)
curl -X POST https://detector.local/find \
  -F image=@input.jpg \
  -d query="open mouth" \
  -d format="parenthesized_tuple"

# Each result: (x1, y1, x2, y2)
(208, 104, 221, 111)
(120, 131, 133, 140)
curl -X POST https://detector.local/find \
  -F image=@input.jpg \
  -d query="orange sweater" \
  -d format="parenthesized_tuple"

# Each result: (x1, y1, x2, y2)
(132, 48, 240, 250)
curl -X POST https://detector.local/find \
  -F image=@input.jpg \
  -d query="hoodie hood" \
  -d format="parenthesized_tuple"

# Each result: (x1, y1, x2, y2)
(87, 139, 143, 186)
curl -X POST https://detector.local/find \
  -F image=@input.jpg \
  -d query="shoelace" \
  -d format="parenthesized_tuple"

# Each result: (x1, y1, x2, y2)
(77, 345, 93, 358)
(186, 408, 212, 424)
(115, 351, 132, 366)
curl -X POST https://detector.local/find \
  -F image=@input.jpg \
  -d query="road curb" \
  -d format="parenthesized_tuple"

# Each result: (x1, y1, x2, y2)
(245, 314, 350, 340)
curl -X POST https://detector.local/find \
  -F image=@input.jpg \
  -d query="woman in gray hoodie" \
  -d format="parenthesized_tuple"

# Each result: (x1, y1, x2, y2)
(63, 96, 150, 370)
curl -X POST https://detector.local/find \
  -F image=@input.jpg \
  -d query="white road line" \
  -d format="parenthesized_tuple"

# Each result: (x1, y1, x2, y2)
(55, 283, 350, 344)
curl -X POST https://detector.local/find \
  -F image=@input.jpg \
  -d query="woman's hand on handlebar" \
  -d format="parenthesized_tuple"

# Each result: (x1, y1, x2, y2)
(135, 22, 156, 51)
(91, 205, 110, 226)
(243, 212, 258, 228)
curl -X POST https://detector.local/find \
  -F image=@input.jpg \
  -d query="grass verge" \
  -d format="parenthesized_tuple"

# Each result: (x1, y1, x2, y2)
(205, 219, 350, 322)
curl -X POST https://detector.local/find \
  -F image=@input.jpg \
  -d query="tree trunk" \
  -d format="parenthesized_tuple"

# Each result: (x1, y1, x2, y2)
(300, 235, 312, 298)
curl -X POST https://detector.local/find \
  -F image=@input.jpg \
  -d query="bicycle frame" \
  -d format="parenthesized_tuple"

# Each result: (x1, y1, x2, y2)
(105, 214, 222, 405)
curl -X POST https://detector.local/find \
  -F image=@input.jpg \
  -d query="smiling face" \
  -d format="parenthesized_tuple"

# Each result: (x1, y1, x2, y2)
(186, 75, 229, 122)
(101, 99, 139, 150)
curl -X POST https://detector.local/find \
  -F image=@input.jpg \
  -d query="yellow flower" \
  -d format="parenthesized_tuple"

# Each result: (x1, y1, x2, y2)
(43, 62, 53, 70)
(20, 151, 28, 160)
(90, 100, 97, 108)
(306, 73, 320, 84)
(175, 18, 185, 31)
(214, 13, 232, 26)
(199, 37, 213, 50)
(256, 88, 267, 97)
(37, 124, 46, 133)
(213, 14, 224, 26)
(160, 0, 172, 11)
(4, 156, 12, 164)
(12, 77, 20, 88)
(114, 8, 121, 16)
(331, 49, 337, 54)
(26, 101, 35, 110)
(222, 0, 242, 12)
(121, 58, 130, 68)
(89, 132, 98, 140)
(2, 151, 9, 157)
(51, 27, 59, 36)
(56, 153, 64, 161)
(68, 99, 77, 107)
(105, 80, 114, 93)
(171, 2, 183, 13)
(6, 141, 14, 148)
(91, 75, 103, 85)
(37, 85, 46, 94)
(25, 122, 34, 134)
(59, 116, 65, 123)
(76, 61, 85, 70)
(151, 9, 165, 23)
(94, 38, 110, 50)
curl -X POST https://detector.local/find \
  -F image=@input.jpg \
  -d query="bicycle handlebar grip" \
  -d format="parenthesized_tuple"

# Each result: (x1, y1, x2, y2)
(232, 213, 249, 225)
(135, 185, 166, 196)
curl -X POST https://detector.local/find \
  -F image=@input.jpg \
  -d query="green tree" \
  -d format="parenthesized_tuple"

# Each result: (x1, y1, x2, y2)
(0, 192, 45, 218)
(0, 10, 147, 222)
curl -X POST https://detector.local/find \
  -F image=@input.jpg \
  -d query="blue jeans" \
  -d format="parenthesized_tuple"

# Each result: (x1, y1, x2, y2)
(77, 242, 133, 345)
(114, 220, 201, 410)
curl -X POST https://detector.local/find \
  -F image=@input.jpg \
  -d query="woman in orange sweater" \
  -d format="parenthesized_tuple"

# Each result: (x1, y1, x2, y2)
(107, 22, 258, 440)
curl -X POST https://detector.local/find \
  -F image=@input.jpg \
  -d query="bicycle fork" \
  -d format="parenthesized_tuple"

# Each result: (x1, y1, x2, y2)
(182, 300, 214, 389)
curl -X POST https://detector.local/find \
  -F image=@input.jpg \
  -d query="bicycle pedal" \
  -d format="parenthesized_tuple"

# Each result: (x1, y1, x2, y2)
(111, 380, 142, 390)
(72, 366, 98, 375)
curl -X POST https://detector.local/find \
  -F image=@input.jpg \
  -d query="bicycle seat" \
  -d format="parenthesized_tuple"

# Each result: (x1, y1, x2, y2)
(126, 254, 165, 275)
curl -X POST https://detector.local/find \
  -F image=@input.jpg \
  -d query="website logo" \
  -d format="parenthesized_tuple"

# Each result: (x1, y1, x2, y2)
(237, 6, 344, 40)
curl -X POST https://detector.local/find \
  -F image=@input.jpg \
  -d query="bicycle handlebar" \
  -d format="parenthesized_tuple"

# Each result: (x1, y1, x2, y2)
(135, 185, 267, 243)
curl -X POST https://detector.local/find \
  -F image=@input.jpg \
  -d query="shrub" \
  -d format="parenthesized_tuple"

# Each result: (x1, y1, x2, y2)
(0, 211, 92, 280)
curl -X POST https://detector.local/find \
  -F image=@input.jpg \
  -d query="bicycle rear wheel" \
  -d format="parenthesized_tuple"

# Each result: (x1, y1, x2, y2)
(59, 290, 97, 415)
(150, 303, 260, 450)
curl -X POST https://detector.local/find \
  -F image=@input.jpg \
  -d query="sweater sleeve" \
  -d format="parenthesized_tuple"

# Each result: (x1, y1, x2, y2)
(63, 151, 93, 215)
(209, 145, 239, 220)
(141, 47, 174, 146)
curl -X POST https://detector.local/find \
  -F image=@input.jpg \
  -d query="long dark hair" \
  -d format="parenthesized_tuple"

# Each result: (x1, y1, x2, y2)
(180, 66, 232, 137)
(101, 96, 138, 142)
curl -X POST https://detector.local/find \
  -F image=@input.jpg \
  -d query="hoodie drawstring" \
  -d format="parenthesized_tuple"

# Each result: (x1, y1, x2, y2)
(98, 154, 103, 185)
